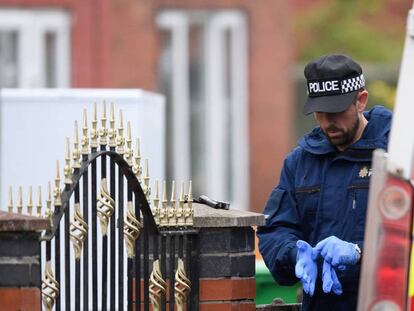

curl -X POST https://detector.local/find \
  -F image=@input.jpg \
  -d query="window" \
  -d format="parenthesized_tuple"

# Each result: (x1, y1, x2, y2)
(0, 31, 18, 87)
(0, 8, 70, 88)
(157, 10, 249, 210)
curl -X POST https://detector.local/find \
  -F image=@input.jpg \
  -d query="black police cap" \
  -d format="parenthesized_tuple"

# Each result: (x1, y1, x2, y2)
(303, 54, 365, 115)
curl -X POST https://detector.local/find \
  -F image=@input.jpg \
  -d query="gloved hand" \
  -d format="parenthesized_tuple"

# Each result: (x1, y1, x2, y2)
(295, 240, 317, 296)
(314, 236, 360, 267)
(322, 260, 343, 295)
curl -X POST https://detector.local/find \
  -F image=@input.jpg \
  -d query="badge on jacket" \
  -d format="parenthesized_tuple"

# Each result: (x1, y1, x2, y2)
(358, 166, 372, 178)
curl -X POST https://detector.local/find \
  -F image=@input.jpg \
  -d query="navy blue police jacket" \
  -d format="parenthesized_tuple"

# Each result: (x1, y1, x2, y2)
(257, 106, 392, 311)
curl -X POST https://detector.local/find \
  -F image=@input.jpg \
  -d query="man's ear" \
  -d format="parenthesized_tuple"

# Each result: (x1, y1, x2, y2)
(356, 90, 368, 112)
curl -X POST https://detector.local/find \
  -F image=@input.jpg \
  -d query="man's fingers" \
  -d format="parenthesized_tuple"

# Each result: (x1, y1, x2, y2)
(303, 271, 310, 284)
(320, 242, 331, 260)
(295, 261, 304, 278)
(325, 244, 335, 264)
(314, 238, 328, 253)
(311, 248, 319, 260)
(296, 240, 307, 251)
(331, 265, 343, 295)
(302, 272, 310, 294)
(309, 279, 315, 297)
(303, 282, 309, 295)
(322, 260, 333, 293)
(296, 240, 317, 297)
(331, 256, 340, 267)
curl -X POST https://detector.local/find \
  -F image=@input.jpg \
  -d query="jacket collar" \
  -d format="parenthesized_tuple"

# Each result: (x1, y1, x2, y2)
(298, 105, 392, 156)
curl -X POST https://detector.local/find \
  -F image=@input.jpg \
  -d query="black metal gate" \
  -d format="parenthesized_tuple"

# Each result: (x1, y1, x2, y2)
(39, 103, 199, 311)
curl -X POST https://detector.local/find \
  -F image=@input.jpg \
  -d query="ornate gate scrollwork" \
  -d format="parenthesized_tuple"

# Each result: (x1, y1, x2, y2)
(149, 259, 167, 311)
(70, 203, 88, 259)
(97, 178, 115, 236)
(124, 201, 143, 258)
(175, 258, 192, 311)
(2, 101, 199, 310)
(41, 261, 60, 311)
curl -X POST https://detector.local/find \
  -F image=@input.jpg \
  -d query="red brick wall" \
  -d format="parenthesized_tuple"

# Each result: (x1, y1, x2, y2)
(245, 1, 294, 212)
(108, 0, 158, 89)
(0, 288, 41, 311)
(134, 278, 255, 311)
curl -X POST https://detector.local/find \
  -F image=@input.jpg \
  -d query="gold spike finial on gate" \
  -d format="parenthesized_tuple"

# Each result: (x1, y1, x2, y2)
(168, 181, 177, 226)
(81, 109, 89, 155)
(132, 138, 142, 182)
(97, 178, 115, 236)
(176, 182, 185, 226)
(70, 203, 88, 259)
(159, 181, 168, 226)
(7, 186, 13, 213)
(116, 110, 125, 155)
(108, 102, 117, 148)
(64, 137, 72, 185)
(45, 182, 52, 219)
(144, 159, 151, 203)
(153, 180, 160, 225)
(149, 259, 167, 311)
(90, 102, 99, 149)
(27, 186, 33, 216)
(185, 181, 194, 226)
(174, 258, 191, 311)
(73, 121, 81, 169)
(188, 181, 193, 208)
(37, 186, 42, 217)
(41, 261, 60, 311)
(100, 100, 108, 146)
(54, 161, 62, 207)
(17, 186, 23, 214)
(124, 201, 143, 258)
(124, 121, 133, 166)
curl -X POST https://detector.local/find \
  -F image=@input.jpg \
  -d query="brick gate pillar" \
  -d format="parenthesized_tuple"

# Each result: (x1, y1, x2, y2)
(193, 203, 264, 311)
(0, 211, 50, 311)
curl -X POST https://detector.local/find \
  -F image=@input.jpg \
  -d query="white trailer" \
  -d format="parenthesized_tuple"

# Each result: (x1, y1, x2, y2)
(0, 88, 166, 210)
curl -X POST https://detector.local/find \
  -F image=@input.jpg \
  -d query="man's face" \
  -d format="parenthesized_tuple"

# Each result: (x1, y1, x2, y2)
(314, 102, 360, 150)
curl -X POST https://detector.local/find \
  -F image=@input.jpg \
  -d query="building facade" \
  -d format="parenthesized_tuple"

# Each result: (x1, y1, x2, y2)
(0, 0, 294, 212)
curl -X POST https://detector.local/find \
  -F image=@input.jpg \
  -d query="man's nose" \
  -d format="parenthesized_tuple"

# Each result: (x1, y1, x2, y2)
(324, 112, 338, 122)
(318, 112, 333, 122)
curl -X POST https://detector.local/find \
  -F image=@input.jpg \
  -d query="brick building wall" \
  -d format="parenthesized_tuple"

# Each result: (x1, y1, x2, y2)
(0, 0, 294, 213)
(109, 0, 295, 213)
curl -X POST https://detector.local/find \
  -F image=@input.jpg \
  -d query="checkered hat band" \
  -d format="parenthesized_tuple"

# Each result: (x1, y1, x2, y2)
(307, 74, 365, 97)
(341, 74, 365, 93)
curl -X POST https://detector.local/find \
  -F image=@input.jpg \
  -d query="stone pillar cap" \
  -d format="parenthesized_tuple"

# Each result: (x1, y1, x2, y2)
(0, 211, 51, 232)
(193, 203, 265, 228)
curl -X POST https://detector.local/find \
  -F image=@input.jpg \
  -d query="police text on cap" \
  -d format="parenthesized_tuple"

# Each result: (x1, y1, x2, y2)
(307, 74, 365, 97)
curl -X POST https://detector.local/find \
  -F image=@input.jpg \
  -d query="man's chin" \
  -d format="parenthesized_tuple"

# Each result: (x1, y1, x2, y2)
(328, 136, 347, 147)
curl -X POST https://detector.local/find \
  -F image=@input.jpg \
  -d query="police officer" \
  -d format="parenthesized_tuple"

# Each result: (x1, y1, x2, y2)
(257, 54, 392, 310)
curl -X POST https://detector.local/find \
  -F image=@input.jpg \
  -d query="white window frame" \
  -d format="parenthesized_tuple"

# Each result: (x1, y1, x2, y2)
(0, 8, 70, 87)
(157, 10, 249, 210)
(157, 11, 191, 184)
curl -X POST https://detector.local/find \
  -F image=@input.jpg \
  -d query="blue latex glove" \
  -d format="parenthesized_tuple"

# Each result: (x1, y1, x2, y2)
(314, 236, 359, 267)
(295, 240, 317, 296)
(322, 260, 343, 295)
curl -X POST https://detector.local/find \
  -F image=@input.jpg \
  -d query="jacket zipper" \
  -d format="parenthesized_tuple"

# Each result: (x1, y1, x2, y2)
(348, 183, 369, 190)
(352, 192, 356, 209)
(295, 186, 320, 194)
(348, 183, 368, 209)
